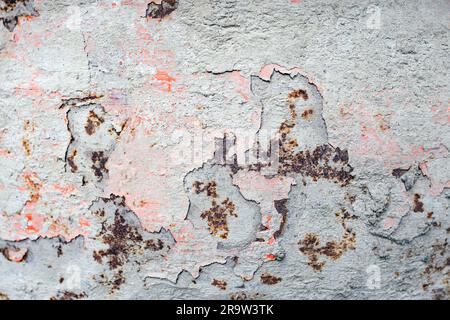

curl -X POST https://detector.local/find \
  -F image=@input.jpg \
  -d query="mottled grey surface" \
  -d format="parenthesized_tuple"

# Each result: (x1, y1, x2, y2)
(0, 0, 448, 300)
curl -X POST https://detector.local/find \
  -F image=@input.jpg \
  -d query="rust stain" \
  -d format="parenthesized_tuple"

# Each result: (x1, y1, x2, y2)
(0, 292, 9, 300)
(67, 149, 78, 172)
(193, 181, 218, 198)
(278, 90, 354, 185)
(91, 151, 108, 180)
(260, 273, 282, 285)
(1, 246, 28, 263)
(85, 110, 104, 135)
(193, 180, 238, 239)
(421, 239, 449, 300)
(413, 194, 424, 212)
(23, 172, 42, 205)
(201, 198, 237, 239)
(298, 209, 357, 272)
(279, 144, 354, 186)
(230, 292, 263, 300)
(22, 139, 31, 156)
(92, 196, 167, 292)
(50, 291, 87, 300)
(273, 199, 288, 239)
(301, 109, 314, 120)
(211, 279, 227, 290)
(288, 89, 309, 101)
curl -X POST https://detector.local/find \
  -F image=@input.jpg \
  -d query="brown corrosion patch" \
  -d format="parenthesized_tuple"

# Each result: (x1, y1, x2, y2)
(56, 245, 63, 257)
(301, 109, 314, 120)
(201, 198, 237, 239)
(1, 0, 26, 12)
(92, 195, 167, 291)
(421, 239, 449, 299)
(0, 0, 38, 32)
(211, 279, 227, 290)
(50, 291, 87, 300)
(193, 181, 217, 198)
(67, 149, 78, 172)
(413, 194, 424, 212)
(273, 199, 288, 239)
(85, 110, 104, 135)
(93, 211, 164, 269)
(288, 89, 309, 101)
(22, 139, 31, 156)
(278, 90, 354, 186)
(298, 209, 357, 272)
(0, 292, 9, 300)
(146, 0, 178, 19)
(279, 144, 354, 186)
(230, 292, 263, 300)
(193, 180, 238, 239)
(23, 173, 42, 205)
(1, 246, 28, 262)
(91, 151, 108, 180)
(260, 273, 282, 285)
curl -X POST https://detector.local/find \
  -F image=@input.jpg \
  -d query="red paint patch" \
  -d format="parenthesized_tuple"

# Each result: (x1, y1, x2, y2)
(154, 70, 176, 92)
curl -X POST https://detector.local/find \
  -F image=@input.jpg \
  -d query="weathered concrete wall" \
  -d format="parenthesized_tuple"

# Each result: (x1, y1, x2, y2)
(0, 0, 448, 300)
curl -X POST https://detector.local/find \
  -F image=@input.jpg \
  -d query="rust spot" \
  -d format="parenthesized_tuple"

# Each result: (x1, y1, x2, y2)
(67, 149, 78, 172)
(23, 173, 42, 205)
(22, 139, 31, 156)
(91, 151, 108, 180)
(0, 0, 38, 32)
(211, 279, 227, 290)
(146, 238, 164, 251)
(273, 199, 288, 239)
(301, 109, 314, 120)
(421, 239, 449, 299)
(379, 123, 390, 131)
(413, 194, 424, 212)
(1, 0, 26, 12)
(56, 245, 63, 257)
(92, 195, 167, 292)
(288, 89, 309, 101)
(193, 181, 218, 198)
(345, 193, 356, 204)
(260, 273, 282, 285)
(50, 291, 87, 300)
(279, 144, 354, 186)
(146, 0, 178, 19)
(1, 246, 28, 262)
(0, 292, 9, 300)
(194, 181, 238, 239)
(94, 209, 106, 217)
(278, 90, 353, 185)
(85, 110, 104, 135)
(298, 209, 357, 271)
(230, 292, 263, 300)
(201, 198, 237, 239)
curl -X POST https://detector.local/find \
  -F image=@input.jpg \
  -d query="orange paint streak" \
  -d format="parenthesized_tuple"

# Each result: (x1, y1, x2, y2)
(79, 218, 91, 227)
(154, 70, 176, 92)
(265, 253, 277, 261)
(52, 183, 76, 195)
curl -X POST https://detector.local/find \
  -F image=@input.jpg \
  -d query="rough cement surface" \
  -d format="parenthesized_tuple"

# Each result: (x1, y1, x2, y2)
(0, 0, 449, 300)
